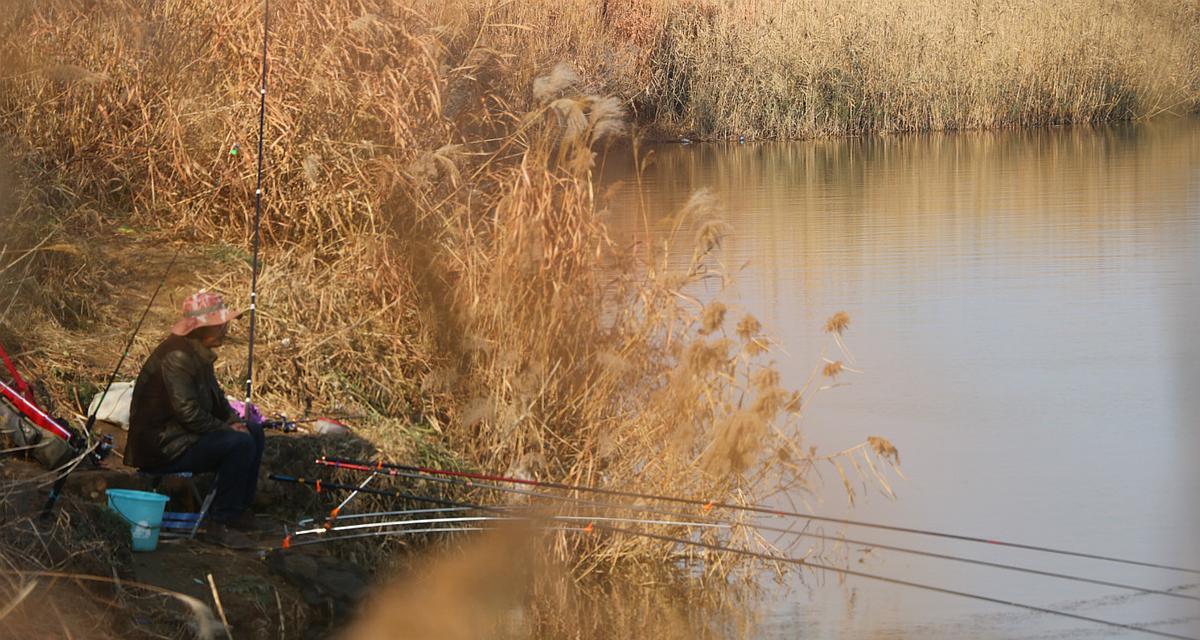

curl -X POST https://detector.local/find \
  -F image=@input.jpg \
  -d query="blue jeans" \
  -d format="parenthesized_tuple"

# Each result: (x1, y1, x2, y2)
(147, 422, 265, 522)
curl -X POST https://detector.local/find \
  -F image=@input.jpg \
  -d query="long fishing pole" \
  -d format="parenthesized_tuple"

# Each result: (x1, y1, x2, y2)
(273, 476, 1199, 640)
(321, 455, 1200, 575)
(315, 458, 1200, 603)
(243, 0, 269, 405)
(270, 473, 476, 511)
(40, 247, 181, 518)
(279, 526, 587, 550)
(272, 475, 708, 536)
(86, 248, 181, 438)
(326, 473, 376, 523)
(290, 514, 728, 538)
(314, 459, 719, 527)
(297, 506, 476, 527)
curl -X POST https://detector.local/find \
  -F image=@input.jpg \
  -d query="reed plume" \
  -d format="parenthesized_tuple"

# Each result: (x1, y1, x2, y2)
(0, 0, 904, 612)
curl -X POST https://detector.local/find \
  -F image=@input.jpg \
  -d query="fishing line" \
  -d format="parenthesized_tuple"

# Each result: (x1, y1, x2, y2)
(244, 0, 269, 404)
(598, 523, 1200, 640)
(84, 247, 181, 438)
(274, 476, 1198, 640)
(305, 462, 1200, 603)
(316, 459, 716, 526)
(270, 473, 474, 511)
(321, 455, 1200, 575)
(39, 247, 180, 518)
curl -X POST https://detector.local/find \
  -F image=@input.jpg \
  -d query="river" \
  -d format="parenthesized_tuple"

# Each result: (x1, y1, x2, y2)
(602, 119, 1200, 639)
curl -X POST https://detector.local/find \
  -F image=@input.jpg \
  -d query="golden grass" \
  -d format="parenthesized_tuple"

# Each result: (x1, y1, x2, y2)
(422, 0, 1200, 138)
(0, 0, 905, 599)
(345, 527, 756, 639)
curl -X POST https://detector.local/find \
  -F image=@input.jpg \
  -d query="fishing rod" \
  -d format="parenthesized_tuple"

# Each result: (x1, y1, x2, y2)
(0, 342, 35, 404)
(2, 336, 76, 444)
(315, 472, 380, 529)
(270, 473, 476, 510)
(271, 475, 705, 535)
(40, 247, 181, 518)
(294, 503, 626, 527)
(277, 525, 587, 551)
(312, 459, 717, 530)
(0, 378, 73, 442)
(321, 455, 1200, 575)
(259, 414, 360, 434)
(289, 413, 363, 424)
(316, 458, 1200, 603)
(298, 506, 475, 527)
(243, 0, 269, 405)
(290, 514, 729, 539)
(290, 509, 1200, 602)
(271, 473, 509, 548)
(85, 247, 181, 440)
(274, 475, 1198, 640)
(316, 458, 710, 522)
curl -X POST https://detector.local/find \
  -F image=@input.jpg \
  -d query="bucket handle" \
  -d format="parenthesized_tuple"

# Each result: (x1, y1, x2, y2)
(109, 501, 162, 532)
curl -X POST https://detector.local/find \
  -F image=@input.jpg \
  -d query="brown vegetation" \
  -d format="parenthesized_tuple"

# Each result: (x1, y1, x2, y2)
(0, 0, 913, 634)
(344, 526, 756, 639)
(426, 0, 1200, 138)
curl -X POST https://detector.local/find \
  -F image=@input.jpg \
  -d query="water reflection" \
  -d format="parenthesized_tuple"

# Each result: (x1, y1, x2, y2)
(603, 119, 1200, 639)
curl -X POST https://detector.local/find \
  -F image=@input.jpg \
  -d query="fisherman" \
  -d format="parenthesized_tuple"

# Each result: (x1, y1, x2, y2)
(125, 290, 263, 549)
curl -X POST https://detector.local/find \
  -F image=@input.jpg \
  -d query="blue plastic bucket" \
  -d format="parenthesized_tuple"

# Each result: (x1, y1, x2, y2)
(106, 489, 170, 552)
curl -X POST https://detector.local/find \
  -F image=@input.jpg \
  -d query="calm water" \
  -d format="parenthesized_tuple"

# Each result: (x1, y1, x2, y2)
(602, 119, 1200, 639)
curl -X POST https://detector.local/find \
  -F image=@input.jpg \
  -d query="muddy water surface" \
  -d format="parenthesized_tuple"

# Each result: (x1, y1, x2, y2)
(603, 119, 1200, 639)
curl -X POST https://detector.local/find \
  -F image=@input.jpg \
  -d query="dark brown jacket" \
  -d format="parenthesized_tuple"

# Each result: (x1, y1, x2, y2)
(125, 334, 235, 469)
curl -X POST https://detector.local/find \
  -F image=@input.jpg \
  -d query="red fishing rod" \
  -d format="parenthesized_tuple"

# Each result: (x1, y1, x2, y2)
(1, 339, 72, 442)
(0, 378, 73, 442)
(273, 474, 1200, 640)
(0, 343, 35, 404)
(320, 455, 1200, 575)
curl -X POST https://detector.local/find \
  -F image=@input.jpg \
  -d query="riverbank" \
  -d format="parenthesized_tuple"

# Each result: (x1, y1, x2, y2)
(3, 0, 861, 578)
(12, 0, 1175, 636)
(427, 0, 1200, 139)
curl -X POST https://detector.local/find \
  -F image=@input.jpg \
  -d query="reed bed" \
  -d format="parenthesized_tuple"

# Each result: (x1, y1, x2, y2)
(0, 0, 904, 619)
(418, 0, 1200, 138)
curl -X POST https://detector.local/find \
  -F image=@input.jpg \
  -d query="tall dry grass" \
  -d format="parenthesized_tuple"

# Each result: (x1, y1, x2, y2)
(418, 0, 1200, 138)
(344, 527, 757, 639)
(0, 0, 902, 605)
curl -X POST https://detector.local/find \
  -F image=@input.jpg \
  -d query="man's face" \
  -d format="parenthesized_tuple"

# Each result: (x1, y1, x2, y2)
(200, 322, 230, 348)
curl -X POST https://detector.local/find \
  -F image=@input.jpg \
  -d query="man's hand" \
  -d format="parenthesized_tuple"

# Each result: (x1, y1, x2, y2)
(229, 421, 249, 433)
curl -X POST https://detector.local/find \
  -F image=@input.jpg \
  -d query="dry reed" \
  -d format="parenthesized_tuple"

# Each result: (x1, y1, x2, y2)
(0, 0, 906, 623)
(414, 0, 1200, 138)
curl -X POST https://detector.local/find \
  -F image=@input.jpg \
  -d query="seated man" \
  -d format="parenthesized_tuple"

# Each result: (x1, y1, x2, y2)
(125, 290, 263, 549)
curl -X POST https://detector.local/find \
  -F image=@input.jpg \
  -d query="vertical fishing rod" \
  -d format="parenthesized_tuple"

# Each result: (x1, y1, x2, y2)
(40, 248, 181, 518)
(244, 0, 269, 404)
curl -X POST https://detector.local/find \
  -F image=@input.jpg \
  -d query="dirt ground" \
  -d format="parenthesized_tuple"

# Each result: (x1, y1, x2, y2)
(0, 228, 455, 639)
(0, 419, 396, 640)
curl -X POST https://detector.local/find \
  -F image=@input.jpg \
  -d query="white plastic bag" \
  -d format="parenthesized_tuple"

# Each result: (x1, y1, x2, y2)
(87, 381, 135, 429)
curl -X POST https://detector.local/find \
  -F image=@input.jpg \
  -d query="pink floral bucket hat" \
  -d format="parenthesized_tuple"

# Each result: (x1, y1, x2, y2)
(171, 290, 241, 336)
